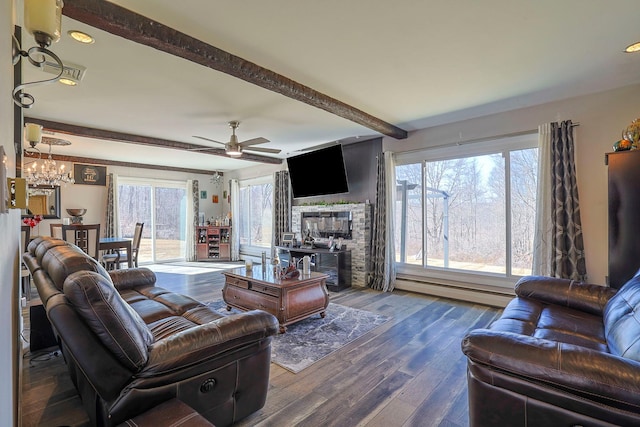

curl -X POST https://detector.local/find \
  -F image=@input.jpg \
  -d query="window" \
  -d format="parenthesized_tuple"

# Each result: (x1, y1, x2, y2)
(238, 176, 273, 249)
(117, 178, 188, 263)
(395, 133, 538, 283)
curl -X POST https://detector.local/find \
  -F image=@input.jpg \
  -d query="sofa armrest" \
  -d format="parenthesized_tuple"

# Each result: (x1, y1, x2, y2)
(515, 275, 616, 315)
(462, 329, 640, 409)
(109, 267, 157, 290)
(142, 310, 279, 375)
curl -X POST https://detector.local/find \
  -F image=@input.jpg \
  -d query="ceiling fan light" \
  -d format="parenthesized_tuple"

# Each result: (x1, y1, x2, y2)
(624, 41, 640, 53)
(226, 144, 242, 157)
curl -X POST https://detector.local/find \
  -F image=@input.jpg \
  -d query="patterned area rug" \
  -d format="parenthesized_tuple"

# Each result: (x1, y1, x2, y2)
(207, 300, 390, 373)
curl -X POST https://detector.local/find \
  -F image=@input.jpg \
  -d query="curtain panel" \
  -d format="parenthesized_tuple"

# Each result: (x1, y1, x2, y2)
(105, 173, 118, 238)
(230, 179, 240, 261)
(185, 179, 198, 261)
(533, 120, 587, 281)
(272, 171, 291, 248)
(368, 152, 397, 292)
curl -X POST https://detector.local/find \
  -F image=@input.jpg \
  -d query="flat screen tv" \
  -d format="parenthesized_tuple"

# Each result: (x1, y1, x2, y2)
(287, 145, 350, 198)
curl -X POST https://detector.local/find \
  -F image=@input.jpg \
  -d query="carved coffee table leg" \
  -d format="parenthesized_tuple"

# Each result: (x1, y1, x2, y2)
(279, 324, 287, 334)
(320, 311, 326, 318)
(226, 305, 232, 311)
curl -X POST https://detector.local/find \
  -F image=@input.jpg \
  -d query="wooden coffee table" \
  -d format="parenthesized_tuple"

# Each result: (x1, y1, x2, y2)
(222, 265, 329, 333)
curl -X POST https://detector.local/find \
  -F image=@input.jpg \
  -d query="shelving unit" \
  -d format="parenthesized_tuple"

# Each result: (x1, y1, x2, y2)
(196, 226, 231, 261)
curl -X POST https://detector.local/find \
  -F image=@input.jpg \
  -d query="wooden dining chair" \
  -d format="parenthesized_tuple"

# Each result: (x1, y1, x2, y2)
(20, 225, 31, 299)
(61, 224, 101, 260)
(50, 223, 62, 238)
(102, 222, 144, 269)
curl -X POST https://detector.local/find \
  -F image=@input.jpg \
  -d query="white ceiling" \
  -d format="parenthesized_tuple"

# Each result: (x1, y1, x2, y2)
(19, 0, 640, 173)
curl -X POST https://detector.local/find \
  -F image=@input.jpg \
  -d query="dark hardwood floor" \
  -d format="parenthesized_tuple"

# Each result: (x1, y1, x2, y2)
(19, 266, 501, 427)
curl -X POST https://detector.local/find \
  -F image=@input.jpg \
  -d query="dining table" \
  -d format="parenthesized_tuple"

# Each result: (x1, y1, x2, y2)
(99, 237, 132, 268)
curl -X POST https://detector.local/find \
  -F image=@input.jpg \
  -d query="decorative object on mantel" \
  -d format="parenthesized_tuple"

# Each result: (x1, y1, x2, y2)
(12, 0, 65, 108)
(66, 208, 86, 224)
(615, 118, 640, 151)
(24, 124, 75, 187)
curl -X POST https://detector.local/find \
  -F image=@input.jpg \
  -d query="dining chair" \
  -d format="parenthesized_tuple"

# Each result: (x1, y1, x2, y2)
(61, 224, 101, 260)
(50, 223, 62, 238)
(20, 225, 31, 299)
(102, 222, 144, 269)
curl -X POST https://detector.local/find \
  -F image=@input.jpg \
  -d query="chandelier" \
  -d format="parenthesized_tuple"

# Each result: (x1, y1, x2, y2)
(24, 123, 74, 187)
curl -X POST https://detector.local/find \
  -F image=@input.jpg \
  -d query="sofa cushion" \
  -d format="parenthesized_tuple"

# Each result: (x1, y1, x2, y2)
(604, 274, 640, 360)
(63, 270, 154, 371)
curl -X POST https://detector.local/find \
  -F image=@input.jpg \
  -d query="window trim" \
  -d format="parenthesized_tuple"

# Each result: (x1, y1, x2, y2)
(238, 175, 274, 254)
(116, 177, 189, 263)
(394, 132, 538, 289)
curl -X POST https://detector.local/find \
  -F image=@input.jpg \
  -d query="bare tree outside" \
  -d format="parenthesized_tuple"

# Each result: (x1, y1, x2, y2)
(239, 183, 273, 248)
(395, 147, 537, 276)
(117, 183, 187, 263)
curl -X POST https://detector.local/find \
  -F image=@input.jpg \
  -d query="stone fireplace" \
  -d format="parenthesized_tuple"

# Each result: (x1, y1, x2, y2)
(292, 203, 371, 287)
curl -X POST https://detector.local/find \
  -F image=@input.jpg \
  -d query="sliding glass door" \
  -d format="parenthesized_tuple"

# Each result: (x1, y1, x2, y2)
(117, 178, 188, 263)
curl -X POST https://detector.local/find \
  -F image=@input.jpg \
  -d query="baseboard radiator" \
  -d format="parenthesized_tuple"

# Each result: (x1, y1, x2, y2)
(395, 275, 514, 308)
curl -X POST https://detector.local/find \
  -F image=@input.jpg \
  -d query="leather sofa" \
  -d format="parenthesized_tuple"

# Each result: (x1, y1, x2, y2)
(24, 236, 279, 427)
(462, 275, 640, 426)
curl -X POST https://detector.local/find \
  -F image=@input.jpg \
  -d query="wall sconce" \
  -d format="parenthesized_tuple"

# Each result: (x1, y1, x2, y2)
(12, 0, 65, 108)
(25, 123, 43, 147)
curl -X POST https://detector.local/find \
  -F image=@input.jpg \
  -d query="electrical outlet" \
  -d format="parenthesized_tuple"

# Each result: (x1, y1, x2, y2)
(21, 297, 27, 308)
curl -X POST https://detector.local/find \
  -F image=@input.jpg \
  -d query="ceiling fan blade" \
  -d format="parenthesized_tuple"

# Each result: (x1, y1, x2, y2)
(245, 146, 281, 154)
(240, 137, 270, 147)
(193, 135, 226, 146)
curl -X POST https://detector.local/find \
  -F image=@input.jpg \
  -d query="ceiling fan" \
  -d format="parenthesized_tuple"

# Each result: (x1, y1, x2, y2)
(193, 121, 281, 157)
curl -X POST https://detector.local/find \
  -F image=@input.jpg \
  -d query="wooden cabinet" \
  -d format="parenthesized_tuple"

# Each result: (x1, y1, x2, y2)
(607, 151, 640, 288)
(196, 225, 231, 261)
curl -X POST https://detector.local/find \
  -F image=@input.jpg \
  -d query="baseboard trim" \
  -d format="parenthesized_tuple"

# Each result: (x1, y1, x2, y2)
(395, 278, 514, 308)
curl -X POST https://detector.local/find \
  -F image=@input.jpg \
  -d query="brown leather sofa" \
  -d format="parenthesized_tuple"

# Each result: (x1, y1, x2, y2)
(24, 236, 279, 426)
(462, 275, 640, 426)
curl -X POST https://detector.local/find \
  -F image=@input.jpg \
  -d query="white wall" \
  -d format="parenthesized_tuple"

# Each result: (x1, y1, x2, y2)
(3, 2, 20, 425)
(384, 83, 640, 285)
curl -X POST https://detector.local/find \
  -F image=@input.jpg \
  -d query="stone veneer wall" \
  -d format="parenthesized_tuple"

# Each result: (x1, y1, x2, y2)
(292, 203, 371, 287)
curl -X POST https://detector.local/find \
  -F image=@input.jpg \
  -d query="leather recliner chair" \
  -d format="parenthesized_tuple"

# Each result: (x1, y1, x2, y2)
(462, 275, 640, 426)
(24, 236, 279, 426)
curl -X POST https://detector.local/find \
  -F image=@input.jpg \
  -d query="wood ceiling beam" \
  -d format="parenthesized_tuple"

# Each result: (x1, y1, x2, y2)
(23, 150, 221, 176)
(25, 117, 283, 165)
(61, 0, 408, 140)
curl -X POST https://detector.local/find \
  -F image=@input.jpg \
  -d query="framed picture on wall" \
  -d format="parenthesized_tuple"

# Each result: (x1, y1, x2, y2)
(200, 190, 207, 199)
(74, 164, 107, 186)
(212, 195, 219, 203)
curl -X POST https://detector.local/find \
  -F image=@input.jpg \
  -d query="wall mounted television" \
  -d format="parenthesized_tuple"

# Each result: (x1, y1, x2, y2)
(287, 144, 350, 198)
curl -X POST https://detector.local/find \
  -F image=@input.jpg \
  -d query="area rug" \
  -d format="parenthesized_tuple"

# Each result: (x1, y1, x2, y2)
(207, 300, 390, 373)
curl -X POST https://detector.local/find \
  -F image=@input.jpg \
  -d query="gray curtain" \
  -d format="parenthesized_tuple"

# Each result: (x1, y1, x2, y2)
(550, 120, 587, 281)
(272, 171, 291, 247)
(369, 153, 396, 291)
(105, 173, 115, 238)
(187, 180, 199, 261)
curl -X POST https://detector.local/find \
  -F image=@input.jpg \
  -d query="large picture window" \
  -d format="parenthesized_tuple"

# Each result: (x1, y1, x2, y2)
(238, 177, 273, 249)
(395, 133, 538, 284)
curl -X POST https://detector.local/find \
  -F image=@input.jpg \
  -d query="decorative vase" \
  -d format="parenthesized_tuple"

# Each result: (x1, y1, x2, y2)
(623, 118, 640, 149)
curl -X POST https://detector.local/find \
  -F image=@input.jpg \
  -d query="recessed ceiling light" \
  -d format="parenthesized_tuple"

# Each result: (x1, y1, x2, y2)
(68, 30, 94, 44)
(59, 78, 77, 86)
(624, 41, 640, 53)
